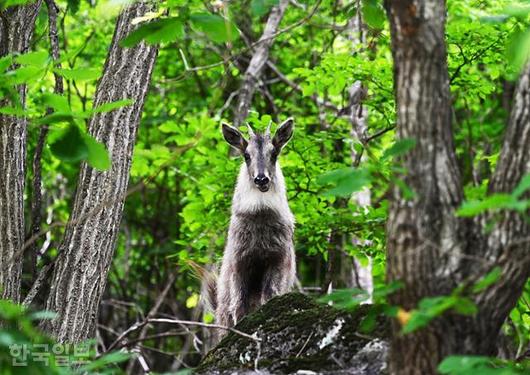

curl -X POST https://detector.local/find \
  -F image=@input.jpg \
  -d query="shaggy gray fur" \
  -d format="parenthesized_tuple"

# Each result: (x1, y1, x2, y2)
(215, 119, 296, 334)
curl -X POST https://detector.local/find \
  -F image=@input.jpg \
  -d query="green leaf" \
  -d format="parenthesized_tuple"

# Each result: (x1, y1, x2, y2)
(190, 13, 239, 43)
(318, 288, 369, 310)
(67, 0, 80, 13)
(402, 311, 433, 334)
(403, 296, 456, 334)
(452, 298, 478, 316)
(6, 65, 44, 84)
(41, 93, 70, 112)
(0, 331, 16, 347)
(78, 350, 132, 372)
(120, 17, 184, 47)
(1, 0, 37, 10)
(472, 267, 502, 293)
(0, 55, 13, 72)
(0, 299, 26, 319)
(437, 355, 517, 375)
(382, 138, 416, 160)
(84, 134, 111, 171)
(456, 194, 514, 217)
(512, 174, 530, 198)
(54, 67, 101, 81)
(15, 50, 49, 67)
(394, 178, 416, 200)
(361, 0, 385, 29)
(0, 106, 25, 116)
(28, 310, 57, 320)
(91, 99, 134, 114)
(251, 0, 279, 16)
(35, 112, 78, 125)
(503, 4, 530, 19)
(317, 167, 371, 197)
(507, 28, 530, 73)
(50, 125, 89, 162)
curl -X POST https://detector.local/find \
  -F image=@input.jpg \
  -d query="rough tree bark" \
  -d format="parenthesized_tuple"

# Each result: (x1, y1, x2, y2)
(232, 0, 289, 128)
(0, 1, 42, 303)
(42, 2, 158, 343)
(384, 1, 530, 374)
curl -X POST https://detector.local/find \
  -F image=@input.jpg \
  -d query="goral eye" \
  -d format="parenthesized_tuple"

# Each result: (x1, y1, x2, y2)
(243, 152, 250, 161)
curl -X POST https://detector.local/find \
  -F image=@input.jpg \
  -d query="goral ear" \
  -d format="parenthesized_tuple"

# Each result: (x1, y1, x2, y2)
(272, 118, 294, 151)
(222, 122, 248, 152)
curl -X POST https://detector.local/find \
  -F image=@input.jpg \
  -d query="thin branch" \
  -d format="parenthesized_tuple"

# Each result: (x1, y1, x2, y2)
(26, 0, 64, 280)
(168, 0, 322, 82)
(105, 317, 260, 353)
(365, 125, 396, 143)
(22, 263, 53, 306)
(232, 0, 290, 128)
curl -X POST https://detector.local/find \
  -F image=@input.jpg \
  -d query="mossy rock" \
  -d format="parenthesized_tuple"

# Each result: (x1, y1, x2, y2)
(196, 292, 389, 374)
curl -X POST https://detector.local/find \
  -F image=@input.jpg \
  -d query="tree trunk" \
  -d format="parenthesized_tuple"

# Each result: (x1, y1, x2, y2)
(0, 1, 42, 303)
(232, 0, 289, 128)
(385, 1, 530, 373)
(42, 2, 158, 343)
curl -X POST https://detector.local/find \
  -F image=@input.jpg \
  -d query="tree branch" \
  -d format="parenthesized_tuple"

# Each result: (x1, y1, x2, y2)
(26, 0, 64, 284)
(232, 0, 290, 128)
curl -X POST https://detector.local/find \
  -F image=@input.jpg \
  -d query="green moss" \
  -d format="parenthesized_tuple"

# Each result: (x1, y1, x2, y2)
(196, 293, 389, 374)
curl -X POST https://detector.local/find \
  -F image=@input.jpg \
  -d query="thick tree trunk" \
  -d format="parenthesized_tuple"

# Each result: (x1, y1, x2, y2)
(232, 0, 289, 128)
(42, 2, 158, 343)
(0, 1, 42, 303)
(385, 1, 530, 373)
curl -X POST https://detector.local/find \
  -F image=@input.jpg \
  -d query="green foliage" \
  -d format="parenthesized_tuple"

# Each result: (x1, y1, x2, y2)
(402, 295, 478, 334)
(457, 174, 530, 216)
(0, 0, 36, 10)
(317, 167, 371, 197)
(401, 267, 503, 334)
(0, 299, 129, 374)
(120, 17, 184, 47)
(251, 0, 279, 16)
(49, 125, 89, 163)
(438, 355, 529, 374)
(190, 13, 239, 43)
(3, 0, 529, 371)
(361, 0, 386, 29)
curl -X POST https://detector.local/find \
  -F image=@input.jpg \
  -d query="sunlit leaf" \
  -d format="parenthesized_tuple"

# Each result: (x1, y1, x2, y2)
(1, 0, 37, 10)
(507, 28, 530, 73)
(456, 194, 514, 217)
(6, 66, 44, 84)
(512, 174, 530, 198)
(382, 138, 416, 160)
(0, 106, 25, 116)
(317, 167, 371, 197)
(84, 134, 111, 171)
(362, 0, 385, 29)
(41, 93, 69, 112)
(54, 67, 101, 81)
(120, 17, 184, 47)
(190, 13, 239, 43)
(0, 55, 13, 72)
(15, 50, 48, 67)
(472, 267, 502, 293)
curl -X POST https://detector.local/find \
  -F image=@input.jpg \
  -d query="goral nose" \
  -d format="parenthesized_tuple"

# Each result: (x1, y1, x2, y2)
(254, 175, 269, 186)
